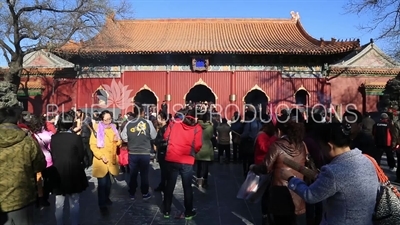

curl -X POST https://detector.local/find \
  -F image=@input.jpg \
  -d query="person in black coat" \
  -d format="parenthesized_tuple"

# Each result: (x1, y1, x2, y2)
(154, 111, 169, 192)
(81, 112, 93, 168)
(51, 112, 88, 225)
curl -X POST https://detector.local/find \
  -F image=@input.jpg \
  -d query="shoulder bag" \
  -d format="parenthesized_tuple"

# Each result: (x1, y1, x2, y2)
(364, 154, 400, 225)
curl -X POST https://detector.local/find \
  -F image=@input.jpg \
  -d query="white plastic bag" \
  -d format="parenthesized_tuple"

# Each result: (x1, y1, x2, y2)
(237, 172, 260, 200)
(246, 174, 272, 203)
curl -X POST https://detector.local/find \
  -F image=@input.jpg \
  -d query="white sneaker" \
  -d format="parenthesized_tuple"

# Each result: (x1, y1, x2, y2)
(390, 167, 397, 172)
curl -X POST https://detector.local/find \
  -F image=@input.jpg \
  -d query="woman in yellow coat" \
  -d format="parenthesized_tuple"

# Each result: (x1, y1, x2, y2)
(89, 110, 121, 216)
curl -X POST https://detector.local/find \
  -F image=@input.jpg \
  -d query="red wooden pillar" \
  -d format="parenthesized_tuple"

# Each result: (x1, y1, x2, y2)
(120, 70, 126, 114)
(76, 78, 81, 109)
(165, 71, 171, 113)
(228, 71, 236, 120)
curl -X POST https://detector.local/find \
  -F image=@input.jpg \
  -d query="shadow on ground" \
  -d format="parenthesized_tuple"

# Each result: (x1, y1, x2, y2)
(33, 159, 260, 225)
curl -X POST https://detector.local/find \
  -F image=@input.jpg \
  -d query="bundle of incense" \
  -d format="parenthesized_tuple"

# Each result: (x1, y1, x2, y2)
(283, 157, 319, 180)
(231, 130, 240, 135)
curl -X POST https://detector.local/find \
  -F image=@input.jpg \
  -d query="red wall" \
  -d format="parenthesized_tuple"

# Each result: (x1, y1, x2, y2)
(235, 71, 329, 113)
(76, 78, 118, 108)
(122, 71, 166, 113)
(118, 70, 327, 118)
(23, 70, 388, 117)
(329, 76, 391, 112)
(21, 76, 76, 115)
(122, 71, 232, 116)
(168, 71, 231, 112)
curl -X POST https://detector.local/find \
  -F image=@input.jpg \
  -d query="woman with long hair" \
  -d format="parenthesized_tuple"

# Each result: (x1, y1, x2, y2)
(51, 112, 88, 225)
(195, 113, 214, 188)
(163, 109, 202, 220)
(80, 112, 93, 168)
(251, 113, 307, 225)
(154, 111, 170, 192)
(281, 122, 379, 225)
(27, 115, 54, 207)
(72, 109, 83, 135)
(90, 110, 121, 216)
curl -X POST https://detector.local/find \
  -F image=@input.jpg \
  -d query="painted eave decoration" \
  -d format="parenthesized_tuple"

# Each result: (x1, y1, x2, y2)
(364, 82, 386, 96)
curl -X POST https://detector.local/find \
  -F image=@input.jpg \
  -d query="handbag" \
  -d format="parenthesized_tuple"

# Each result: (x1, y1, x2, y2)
(364, 154, 400, 225)
(118, 146, 129, 166)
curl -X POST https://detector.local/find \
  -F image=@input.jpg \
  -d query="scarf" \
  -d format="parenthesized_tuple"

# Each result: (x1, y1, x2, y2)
(97, 122, 120, 148)
(17, 123, 38, 142)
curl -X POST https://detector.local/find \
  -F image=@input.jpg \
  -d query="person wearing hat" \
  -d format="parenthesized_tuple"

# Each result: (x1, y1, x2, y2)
(372, 112, 397, 170)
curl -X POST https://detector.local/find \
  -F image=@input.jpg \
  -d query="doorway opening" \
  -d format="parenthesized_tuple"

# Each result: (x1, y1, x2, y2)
(295, 90, 309, 106)
(185, 85, 216, 103)
(133, 89, 158, 105)
(244, 90, 269, 114)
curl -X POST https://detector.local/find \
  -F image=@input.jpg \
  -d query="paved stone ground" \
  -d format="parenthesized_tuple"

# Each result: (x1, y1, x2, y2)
(33, 153, 399, 225)
(380, 154, 400, 188)
(33, 158, 260, 225)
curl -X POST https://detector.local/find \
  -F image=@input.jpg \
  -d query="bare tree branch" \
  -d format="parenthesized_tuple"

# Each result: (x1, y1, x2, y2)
(16, 0, 85, 17)
(0, 39, 15, 55)
(0, 0, 133, 107)
(345, 0, 400, 59)
(0, 47, 11, 64)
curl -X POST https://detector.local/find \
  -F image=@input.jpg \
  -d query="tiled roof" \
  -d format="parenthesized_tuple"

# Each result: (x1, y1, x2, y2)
(60, 12, 360, 55)
(19, 80, 44, 89)
(0, 68, 75, 76)
(23, 50, 75, 68)
(329, 67, 400, 75)
(364, 82, 386, 89)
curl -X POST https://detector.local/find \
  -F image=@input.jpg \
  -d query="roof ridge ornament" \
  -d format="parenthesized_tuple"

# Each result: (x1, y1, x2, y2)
(290, 11, 300, 21)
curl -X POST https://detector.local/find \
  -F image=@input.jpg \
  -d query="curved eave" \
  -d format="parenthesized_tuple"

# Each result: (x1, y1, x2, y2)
(58, 47, 358, 56)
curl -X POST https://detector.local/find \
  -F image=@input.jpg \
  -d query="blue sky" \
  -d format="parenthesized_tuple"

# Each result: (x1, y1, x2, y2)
(0, 0, 383, 67)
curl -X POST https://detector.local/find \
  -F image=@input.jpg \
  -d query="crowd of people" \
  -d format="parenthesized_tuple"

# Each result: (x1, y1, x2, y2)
(0, 101, 399, 225)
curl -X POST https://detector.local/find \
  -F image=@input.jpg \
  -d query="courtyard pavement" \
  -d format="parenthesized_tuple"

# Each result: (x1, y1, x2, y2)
(33, 158, 260, 225)
(32, 153, 399, 225)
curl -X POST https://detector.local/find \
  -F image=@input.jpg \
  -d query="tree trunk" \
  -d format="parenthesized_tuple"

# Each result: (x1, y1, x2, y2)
(0, 60, 22, 109)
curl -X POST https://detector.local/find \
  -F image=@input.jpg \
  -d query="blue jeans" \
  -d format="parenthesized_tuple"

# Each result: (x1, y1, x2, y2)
(163, 162, 194, 214)
(128, 154, 150, 195)
(0, 204, 33, 225)
(97, 173, 111, 207)
(55, 194, 80, 225)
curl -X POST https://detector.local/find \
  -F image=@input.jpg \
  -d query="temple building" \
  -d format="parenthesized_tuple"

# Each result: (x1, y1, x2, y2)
(2, 11, 400, 116)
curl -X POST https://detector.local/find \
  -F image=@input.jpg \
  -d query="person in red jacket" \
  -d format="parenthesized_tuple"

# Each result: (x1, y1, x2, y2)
(254, 121, 277, 165)
(43, 115, 57, 134)
(163, 109, 202, 220)
(253, 119, 277, 225)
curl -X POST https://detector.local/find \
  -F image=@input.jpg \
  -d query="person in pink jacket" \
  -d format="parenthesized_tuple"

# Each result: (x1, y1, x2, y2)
(27, 115, 54, 207)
